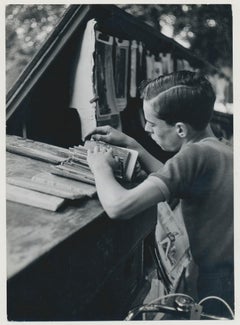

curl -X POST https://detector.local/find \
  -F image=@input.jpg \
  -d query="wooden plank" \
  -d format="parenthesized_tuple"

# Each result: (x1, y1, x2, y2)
(32, 172, 96, 197)
(6, 150, 157, 320)
(51, 165, 95, 185)
(7, 172, 96, 200)
(6, 184, 65, 211)
(6, 135, 70, 164)
(6, 152, 103, 278)
(7, 203, 156, 320)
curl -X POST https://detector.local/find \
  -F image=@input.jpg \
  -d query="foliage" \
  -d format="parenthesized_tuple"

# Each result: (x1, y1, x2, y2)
(6, 4, 232, 92)
(118, 4, 232, 69)
(6, 5, 68, 91)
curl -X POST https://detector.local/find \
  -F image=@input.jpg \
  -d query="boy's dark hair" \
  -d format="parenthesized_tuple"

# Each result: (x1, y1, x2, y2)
(140, 70, 216, 130)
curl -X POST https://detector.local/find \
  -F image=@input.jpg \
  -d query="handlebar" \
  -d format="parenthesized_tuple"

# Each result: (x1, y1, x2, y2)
(125, 294, 234, 320)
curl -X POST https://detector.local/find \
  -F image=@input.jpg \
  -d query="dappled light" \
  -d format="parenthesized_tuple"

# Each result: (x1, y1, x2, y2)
(6, 5, 69, 92)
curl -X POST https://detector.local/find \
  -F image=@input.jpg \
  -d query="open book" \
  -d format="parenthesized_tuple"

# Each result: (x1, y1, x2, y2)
(51, 140, 138, 184)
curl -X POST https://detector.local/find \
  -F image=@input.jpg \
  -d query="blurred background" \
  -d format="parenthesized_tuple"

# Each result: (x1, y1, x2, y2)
(6, 4, 233, 115)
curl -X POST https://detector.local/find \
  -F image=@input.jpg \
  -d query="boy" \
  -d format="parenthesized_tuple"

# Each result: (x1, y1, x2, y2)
(87, 71, 233, 317)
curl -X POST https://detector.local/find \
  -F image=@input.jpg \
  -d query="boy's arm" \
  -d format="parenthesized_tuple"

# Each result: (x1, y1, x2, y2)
(87, 125, 163, 173)
(93, 164, 165, 220)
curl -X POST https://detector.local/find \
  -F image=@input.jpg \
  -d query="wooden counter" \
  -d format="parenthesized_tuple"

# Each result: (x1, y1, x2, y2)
(6, 152, 157, 321)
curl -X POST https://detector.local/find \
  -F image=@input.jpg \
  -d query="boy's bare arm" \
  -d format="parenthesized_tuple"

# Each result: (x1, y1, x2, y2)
(92, 165, 164, 220)
(86, 125, 163, 173)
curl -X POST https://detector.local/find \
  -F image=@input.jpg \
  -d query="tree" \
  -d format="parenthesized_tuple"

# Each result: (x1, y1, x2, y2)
(6, 4, 232, 92)
(6, 5, 68, 91)
(117, 4, 232, 69)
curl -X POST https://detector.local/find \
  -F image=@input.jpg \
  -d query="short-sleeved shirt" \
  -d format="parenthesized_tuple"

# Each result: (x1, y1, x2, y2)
(148, 137, 233, 272)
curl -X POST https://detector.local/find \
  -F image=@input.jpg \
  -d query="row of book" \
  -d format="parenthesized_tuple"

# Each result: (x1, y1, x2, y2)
(6, 136, 138, 211)
(52, 140, 138, 184)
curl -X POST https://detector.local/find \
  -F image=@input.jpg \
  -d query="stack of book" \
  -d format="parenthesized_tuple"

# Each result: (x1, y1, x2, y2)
(51, 140, 138, 185)
(51, 144, 95, 185)
(6, 136, 138, 211)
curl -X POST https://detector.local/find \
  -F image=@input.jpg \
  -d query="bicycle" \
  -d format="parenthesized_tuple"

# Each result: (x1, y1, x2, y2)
(125, 293, 234, 320)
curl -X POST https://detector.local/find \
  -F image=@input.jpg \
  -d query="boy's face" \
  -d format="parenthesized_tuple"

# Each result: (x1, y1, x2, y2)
(143, 99, 182, 152)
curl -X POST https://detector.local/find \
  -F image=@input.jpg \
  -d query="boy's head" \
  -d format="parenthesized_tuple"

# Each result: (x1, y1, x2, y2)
(140, 70, 216, 151)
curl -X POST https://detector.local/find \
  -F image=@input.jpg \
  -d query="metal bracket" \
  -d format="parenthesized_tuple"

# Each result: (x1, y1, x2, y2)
(189, 303, 203, 320)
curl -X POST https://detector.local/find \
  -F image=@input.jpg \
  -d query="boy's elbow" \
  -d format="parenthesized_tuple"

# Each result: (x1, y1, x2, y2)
(104, 199, 131, 220)
(105, 204, 125, 220)
(107, 210, 122, 220)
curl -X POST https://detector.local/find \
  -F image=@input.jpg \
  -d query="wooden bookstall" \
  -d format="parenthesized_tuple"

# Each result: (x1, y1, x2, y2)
(6, 4, 232, 321)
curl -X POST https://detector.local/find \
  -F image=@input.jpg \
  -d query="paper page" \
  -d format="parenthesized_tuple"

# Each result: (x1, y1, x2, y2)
(70, 19, 97, 141)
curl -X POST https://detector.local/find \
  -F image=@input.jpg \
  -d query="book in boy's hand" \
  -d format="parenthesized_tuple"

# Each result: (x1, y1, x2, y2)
(84, 140, 139, 181)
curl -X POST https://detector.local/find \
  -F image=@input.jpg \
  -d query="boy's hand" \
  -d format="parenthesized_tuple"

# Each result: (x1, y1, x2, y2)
(85, 125, 133, 148)
(87, 145, 119, 174)
(133, 161, 148, 181)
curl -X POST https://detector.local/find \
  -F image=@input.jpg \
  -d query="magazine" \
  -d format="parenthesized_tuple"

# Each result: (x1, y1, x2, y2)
(154, 202, 192, 292)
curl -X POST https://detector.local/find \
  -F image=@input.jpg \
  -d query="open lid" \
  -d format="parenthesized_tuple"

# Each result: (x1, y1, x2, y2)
(7, 4, 220, 123)
(6, 5, 92, 121)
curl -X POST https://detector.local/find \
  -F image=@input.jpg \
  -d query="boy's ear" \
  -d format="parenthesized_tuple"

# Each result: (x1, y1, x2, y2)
(175, 122, 188, 138)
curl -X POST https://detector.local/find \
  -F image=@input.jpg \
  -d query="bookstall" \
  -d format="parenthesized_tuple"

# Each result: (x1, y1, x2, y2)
(6, 4, 233, 321)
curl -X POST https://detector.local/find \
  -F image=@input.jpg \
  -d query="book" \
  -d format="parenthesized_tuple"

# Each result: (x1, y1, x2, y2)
(51, 140, 138, 184)
(51, 161, 96, 185)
